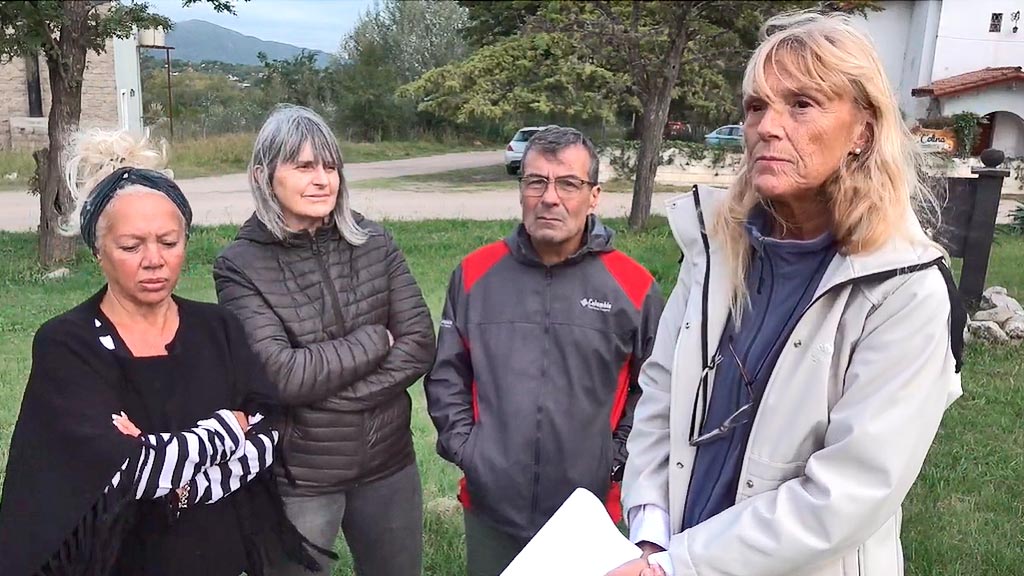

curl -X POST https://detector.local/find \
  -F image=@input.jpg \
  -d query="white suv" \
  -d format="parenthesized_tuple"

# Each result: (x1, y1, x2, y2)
(504, 126, 557, 175)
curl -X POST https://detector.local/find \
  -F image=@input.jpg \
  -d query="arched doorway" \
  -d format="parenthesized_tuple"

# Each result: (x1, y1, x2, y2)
(982, 111, 1024, 157)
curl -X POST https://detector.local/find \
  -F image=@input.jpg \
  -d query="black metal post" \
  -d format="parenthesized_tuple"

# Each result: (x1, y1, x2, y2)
(959, 149, 1009, 309)
(25, 54, 43, 118)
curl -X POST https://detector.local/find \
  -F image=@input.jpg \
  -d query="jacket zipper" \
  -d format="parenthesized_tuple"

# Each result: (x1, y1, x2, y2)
(311, 235, 347, 335)
(684, 188, 957, 527)
(681, 186, 713, 530)
(530, 267, 553, 525)
(742, 251, 773, 362)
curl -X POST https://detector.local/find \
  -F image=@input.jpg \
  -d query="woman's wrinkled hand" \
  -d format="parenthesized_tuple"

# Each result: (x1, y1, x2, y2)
(605, 557, 667, 576)
(111, 411, 142, 437)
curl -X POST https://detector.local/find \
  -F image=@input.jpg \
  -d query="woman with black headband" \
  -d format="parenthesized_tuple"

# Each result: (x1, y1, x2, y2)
(0, 130, 322, 575)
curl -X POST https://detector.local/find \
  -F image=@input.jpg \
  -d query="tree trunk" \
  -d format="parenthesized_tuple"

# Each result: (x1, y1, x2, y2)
(628, 97, 672, 230)
(627, 16, 691, 231)
(37, 2, 90, 266)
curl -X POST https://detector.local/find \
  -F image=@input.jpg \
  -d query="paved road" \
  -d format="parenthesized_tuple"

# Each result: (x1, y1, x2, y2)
(1, 149, 1019, 230)
(0, 150, 505, 231)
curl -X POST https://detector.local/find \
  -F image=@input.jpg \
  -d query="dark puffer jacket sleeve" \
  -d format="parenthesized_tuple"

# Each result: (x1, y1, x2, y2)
(214, 255, 391, 406)
(313, 231, 436, 412)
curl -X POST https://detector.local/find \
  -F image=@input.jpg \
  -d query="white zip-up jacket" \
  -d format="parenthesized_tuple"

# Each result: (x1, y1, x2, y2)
(622, 186, 964, 576)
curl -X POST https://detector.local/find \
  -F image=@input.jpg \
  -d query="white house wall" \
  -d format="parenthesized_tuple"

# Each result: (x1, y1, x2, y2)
(905, 0, 942, 103)
(932, 0, 1024, 79)
(855, 1, 942, 123)
(941, 84, 1024, 117)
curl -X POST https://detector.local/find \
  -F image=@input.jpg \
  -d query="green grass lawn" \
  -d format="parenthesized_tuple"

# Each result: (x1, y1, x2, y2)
(600, 178, 690, 195)
(0, 222, 1022, 575)
(0, 135, 498, 191)
(359, 166, 517, 191)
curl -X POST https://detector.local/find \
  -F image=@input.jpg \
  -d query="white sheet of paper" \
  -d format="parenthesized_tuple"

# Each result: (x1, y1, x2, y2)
(501, 488, 642, 576)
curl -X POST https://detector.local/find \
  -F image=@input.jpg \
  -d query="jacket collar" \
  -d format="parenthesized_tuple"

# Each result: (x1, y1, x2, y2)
(236, 212, 365, 247)
(811, 213, 945, 299)
(505, 214, 615, 267)
(666, 185, 946, 298)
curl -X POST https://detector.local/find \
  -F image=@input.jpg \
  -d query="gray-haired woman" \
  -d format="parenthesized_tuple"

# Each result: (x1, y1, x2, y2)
(213, 104, 436, 576)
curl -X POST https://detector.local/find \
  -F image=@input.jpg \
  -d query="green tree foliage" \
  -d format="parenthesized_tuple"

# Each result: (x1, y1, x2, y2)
(144, 67, 263, 138)
(951, 111, 988, 159)
(136, 1, 486, 143)
(333, 35, 409, 141)
(403, 0, 880, 229)
(457, 0, 543, 47)
(399, 33, 628, 131)
(333, 0, 473, 141)
(372, 0, 471, 83)
(257, 50, 333, 114)
(152, 0, 494, 144)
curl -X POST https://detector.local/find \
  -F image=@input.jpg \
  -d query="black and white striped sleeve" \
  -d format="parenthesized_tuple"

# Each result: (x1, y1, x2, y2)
(185, 425, 278, 505)
(107, 409, 246, 500)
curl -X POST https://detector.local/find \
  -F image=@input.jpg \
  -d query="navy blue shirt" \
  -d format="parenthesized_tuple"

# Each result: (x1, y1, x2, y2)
(682, 207, 836, 530)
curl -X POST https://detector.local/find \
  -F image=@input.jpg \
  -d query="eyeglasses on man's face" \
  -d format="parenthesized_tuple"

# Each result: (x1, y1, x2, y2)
(689, 338, 758, 447)
(518, 175, 597, 198)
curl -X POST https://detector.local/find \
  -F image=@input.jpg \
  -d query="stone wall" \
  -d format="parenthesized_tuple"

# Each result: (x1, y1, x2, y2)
(9, 117, 48, 150)
(0, 38, 120, 150)
(0, 55, 31, 150)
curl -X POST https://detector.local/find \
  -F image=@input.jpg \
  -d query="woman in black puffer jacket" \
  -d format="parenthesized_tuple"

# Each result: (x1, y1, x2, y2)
(213, 104, 436, 576)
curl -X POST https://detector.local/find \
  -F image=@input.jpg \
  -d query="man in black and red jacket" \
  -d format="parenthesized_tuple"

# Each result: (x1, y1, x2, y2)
(425, 127, 664, 576)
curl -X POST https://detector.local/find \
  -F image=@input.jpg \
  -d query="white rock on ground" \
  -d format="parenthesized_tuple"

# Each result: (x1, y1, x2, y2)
(973, 306, 1018, 324)
(1004, 315, 1024, 340)
(967, 320, 1010, 344)
(42, 267, 71, 281)
(989, 293, 1024, 316)
(970, 288, 1023, 343)
(979, 286, 1007, 310)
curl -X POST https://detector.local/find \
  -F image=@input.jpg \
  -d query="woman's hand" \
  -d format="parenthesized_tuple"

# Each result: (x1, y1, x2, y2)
(232, 410, 249, 432)
(605, 558, 667, 576)
(113, 411, 248, 436)
(111, 411, 142, 437)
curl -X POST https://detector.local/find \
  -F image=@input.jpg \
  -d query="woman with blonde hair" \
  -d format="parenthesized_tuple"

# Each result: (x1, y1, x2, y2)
(611, 12, 966, 576)
(0, 130, 321, 575)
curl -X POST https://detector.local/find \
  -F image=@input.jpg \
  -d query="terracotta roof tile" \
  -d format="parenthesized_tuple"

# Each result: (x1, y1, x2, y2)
(912, 67, 1024, 98)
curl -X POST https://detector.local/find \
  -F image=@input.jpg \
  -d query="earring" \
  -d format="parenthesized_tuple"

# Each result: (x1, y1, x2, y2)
(853, 147, 862, 156)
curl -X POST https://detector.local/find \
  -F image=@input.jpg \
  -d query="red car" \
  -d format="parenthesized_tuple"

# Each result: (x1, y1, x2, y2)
(664, 121, 688, 140)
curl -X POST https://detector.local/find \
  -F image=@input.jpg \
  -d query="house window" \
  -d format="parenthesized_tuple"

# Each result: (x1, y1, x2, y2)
(990, 13, 1003, 32)
(24, 55, 43, 118)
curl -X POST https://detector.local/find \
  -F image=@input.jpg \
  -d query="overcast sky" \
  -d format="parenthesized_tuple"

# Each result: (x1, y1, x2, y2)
(147, 0, 376, 53)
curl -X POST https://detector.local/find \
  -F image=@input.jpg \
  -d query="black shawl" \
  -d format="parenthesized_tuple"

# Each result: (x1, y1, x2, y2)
(0, 289, 322, 576)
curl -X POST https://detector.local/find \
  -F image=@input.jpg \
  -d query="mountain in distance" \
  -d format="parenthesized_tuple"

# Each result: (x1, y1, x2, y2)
(164, 19, 331, 67)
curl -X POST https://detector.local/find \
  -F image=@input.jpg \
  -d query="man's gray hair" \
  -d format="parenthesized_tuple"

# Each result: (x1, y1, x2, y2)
(521, 126, 599, 183)
(248, 104, 368, 245)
